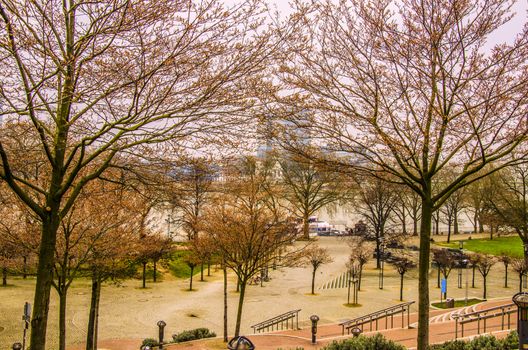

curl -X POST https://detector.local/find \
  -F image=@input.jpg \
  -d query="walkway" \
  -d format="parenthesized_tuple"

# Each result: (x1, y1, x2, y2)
(164, 298, 516, 350)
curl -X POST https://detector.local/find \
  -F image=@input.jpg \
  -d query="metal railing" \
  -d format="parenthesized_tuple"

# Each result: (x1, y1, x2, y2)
(454, 303, 516, 339)
(251, 309, 301, 333)
(339, 301, 414, 335)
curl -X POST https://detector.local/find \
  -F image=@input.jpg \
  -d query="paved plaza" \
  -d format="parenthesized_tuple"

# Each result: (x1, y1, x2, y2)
(0, 234, 521, 349)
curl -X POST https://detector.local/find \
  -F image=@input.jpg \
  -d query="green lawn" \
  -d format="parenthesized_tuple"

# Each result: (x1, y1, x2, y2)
(167, 250, 202, 278)
(432, 298, 483, 309)
(436, 235, 523, 258)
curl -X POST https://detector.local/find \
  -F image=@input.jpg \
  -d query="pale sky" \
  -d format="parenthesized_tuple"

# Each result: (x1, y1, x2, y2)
(227, 0, 528, 47)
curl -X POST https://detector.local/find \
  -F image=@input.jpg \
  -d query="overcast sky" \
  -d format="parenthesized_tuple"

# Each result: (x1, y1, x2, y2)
(232, 0, 528, 47)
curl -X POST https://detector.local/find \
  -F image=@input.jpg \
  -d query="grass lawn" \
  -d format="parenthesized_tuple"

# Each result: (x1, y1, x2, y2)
(436, 235, 523, 258)
(168, 250, 202, 278)
(432, 298, 484, 309)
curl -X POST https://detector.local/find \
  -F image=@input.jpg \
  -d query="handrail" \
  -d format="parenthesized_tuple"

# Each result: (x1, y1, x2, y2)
(339, 301, 414, 335)
(457, 303, 515, 320)
(251, 309, 301, 333)
(454, 303, 517, 339)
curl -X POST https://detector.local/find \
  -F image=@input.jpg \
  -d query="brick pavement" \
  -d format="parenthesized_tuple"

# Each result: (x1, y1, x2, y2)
(69, 298, 516, 350)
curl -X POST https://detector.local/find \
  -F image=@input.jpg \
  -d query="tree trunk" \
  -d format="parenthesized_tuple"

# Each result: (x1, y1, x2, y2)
(437, 266, 440, 288)
(142, 261, 147, 288)
(303, 213, 310, 239)
(413, 218, 418, 236)
(375, 237, 381, 269)
(454, 213, 459, 235)
(23, 255, 27, 279)
(86, 273, 102, 350)
(400, 273, 404, 301)
(358, 267, 363, 291)
(59, 290, 67, 350)
(189, 266, 194, 291)
(153, 259, 157, 283)
(401, 213, 407, 235)
(489, 225, 494, 240)
(234, 280, 247, 337)
(483, 276, 487, 299)
(223, 263, 228, 343)
(200, 262, 204, 281)
(478, 220, 484, 233)
(434, 216, 439, 236)
(447, 221, 452, 243)
(2, 267, 6, 286)
(504, 264, 508, 288)
(311, 268, 316, 294)
(30, 216, 60, 350)
(208, 260, 211, 277)
(472, 265, 476, 288)
(473, 212, 478, 233)
(417, 194, 433, 350)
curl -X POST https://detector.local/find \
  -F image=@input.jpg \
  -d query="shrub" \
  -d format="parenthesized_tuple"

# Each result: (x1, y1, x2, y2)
(141, 338, 158, 347)
(428, 331, 518, 350)
(322, 334, 406, 350)
(172, 327, 216, 343)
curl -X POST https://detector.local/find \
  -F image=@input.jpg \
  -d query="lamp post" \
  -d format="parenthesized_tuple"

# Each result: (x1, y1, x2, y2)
(458, 242, 464, 289)
(22, 302, 30, 350)
(310, 315, 320, 344)
(157, 320, 166, 349)
(462, 259, 469, 306)
(378, 238, 385, 290)
(513, 292, 528, 349)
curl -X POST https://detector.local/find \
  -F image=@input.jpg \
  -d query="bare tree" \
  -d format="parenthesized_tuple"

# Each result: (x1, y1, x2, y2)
(432, 249, 457, 299)
(0, 1, 283, 347)
(303, 245, 333, 294)
(512, 258, 528, 293)
(356, 176, 399, 268)
(390, 255, 417, 301)
(183, 251, 200, 291)
(474, 254, 496, 299)
(279, 155, 347, 239)
(347, 237, 373, 291)
(465, 181, 487, 234)
(201, 157, 304, 337)
(169, 158, 215, 241)
(486, 164, 528, 249)
(440, 187, 467, 243)
(468, 253, 480, 289)
(278, 1, 528, 348)
(499, 255, 512, 288)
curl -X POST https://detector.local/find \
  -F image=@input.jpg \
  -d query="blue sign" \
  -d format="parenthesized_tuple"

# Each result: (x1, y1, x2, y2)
(441, 279, 447, 293)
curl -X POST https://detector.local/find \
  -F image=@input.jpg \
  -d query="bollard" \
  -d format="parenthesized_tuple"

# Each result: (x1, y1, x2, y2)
(157, 320, 167, 349)
(227, 336, 255, 350)
(513, 292, 528, 350)
(310, 315, 320, 344)
(351, 327, 362, 338)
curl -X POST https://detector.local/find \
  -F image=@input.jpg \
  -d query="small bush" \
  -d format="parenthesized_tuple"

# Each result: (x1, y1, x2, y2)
(323, 334, 406, 350)
(428, 331, 518, 350)
(172, 327, 216, 343)
(141, 338, 158, 347)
